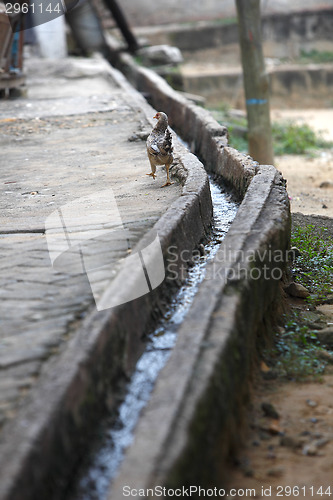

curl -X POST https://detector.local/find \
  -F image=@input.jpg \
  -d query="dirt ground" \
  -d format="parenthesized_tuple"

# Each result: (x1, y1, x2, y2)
(272, 109, 333, 218)
(224, 110, 333, 499)
(225, 371, 333, 499)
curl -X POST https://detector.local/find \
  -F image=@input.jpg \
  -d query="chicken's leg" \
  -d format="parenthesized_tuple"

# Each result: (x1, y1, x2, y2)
(146, 161, 156, 180)
(161, 163, 173, 188)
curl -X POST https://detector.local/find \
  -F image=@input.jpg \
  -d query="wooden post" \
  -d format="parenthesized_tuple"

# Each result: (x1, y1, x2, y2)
(235, 0, 274, 165)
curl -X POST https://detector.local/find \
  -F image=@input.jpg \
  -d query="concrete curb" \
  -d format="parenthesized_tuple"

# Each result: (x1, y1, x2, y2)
(0, 66, 212, 500)
(102, 46, 291, 497)
(110, 166, 290, 497)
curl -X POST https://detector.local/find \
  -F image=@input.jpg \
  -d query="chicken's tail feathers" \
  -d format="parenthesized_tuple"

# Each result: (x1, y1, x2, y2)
(165, 129, 173, 154)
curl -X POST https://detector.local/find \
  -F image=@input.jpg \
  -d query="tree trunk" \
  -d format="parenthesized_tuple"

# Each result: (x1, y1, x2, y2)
(235, 0, 274, 165)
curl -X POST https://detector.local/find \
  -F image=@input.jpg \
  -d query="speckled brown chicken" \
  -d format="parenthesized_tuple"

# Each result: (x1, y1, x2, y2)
(146, 111, 173, 187)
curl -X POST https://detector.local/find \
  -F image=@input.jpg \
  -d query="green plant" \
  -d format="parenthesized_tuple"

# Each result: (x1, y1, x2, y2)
(299, 49, 333, 64)
(214, 17, 238, 26)
(212, 108, 333, 155)
(270, 312, 326, 381)
(209, 107, 248, 151)
(274, 342, 326, 381)
(228, 130, 248, 152)
(272, 121, 333, 155)
(291, 225, 333, 301)
(265, 225, 333, 381)
(133, 55, 143, 65)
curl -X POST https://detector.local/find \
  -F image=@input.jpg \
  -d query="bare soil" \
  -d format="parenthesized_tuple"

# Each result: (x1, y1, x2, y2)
(272, 109, 333, 218)
(224, 110, 333, 499)
(225, 372, 333, 499)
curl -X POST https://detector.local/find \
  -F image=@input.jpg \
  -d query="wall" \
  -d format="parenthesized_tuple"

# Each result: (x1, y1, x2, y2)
(119, 0, 333, 27)
(181, 64, 333, 108)
(131, 8, 333, 108)
(133, 8, 333, 62)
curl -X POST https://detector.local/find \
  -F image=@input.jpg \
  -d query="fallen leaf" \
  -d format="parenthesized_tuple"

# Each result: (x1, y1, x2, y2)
(260, 361, 271, 373)
(268, 420, 282, 435)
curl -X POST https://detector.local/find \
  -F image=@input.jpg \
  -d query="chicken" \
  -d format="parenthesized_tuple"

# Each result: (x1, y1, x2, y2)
(146, 111, 173, 187)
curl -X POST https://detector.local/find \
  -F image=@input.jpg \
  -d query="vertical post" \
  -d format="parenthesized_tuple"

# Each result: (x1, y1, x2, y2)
(103, 0, 139, 53)
(235, 0, 274, 165)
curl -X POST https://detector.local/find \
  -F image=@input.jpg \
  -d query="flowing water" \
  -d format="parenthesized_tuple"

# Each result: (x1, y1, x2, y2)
(69, 176, 239, 500)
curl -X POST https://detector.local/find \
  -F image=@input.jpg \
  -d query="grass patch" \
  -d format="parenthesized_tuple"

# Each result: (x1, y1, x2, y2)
(280, 49, 333, 65)
(227, 131, 248, 153)
(210, 104, 333, 155)
(271, 312, 326, 381)
(299, 49, 333, 64)
(292, 224, 333, 301)
(272, 121, 332, 155)
(265, 224, 333, 381)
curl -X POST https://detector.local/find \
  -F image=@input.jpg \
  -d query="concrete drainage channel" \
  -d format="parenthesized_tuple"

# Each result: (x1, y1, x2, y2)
(0, 58, 290, 500)
(102, 48, 290, 497)
(69, 177, 239, 500)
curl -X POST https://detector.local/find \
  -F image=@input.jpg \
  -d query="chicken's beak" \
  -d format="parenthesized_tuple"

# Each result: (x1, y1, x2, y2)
(153, 114, 158, 119)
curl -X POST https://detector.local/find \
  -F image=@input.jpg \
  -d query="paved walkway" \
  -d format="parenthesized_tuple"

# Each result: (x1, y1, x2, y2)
(0, 55, 182, 433)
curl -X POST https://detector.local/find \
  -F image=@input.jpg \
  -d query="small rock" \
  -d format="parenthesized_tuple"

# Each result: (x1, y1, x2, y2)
(303, 443, 318, 456)
(306, 399, 318, 408)
(267, 466, 285, 478)
(322, 294, 333, 305)
(261, 402, 280, 419)
(316, 327, 333, 348)
(310, 417, 318, 424)
(318, 349, 333, 364)
(138, 45, 183, 66)
(315, 437, 330, 448)
(302, 438, 329, 456)
(128, 131, 149, 142)
(285, 282, 310, 299)
(312, 322, 327, 330)
(322, 204, 328, 209)
(280, 435, 302, 449)
(242, 466, 254, 477)
(289, 246, 302, 259)
(300, 430, 311, 437)
(268, 421, 282, 435)
(239, 457, 254, 477)
(298, 436, 312, 447)
(262, 370, 278, 380)
(300, 310, 326, 329)
(259, 430, 271, 440)
(319, 181, 333, 189)
(198, 243, 205, 256)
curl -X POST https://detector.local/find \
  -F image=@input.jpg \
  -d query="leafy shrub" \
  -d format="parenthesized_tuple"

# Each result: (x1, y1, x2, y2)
(272, 121, 332, 155)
